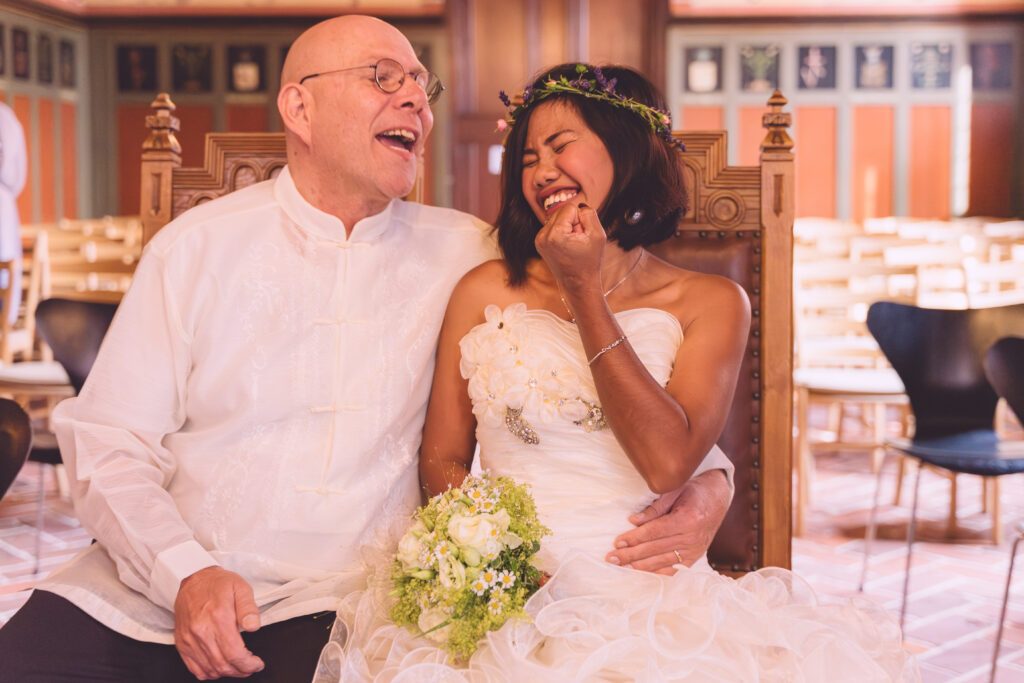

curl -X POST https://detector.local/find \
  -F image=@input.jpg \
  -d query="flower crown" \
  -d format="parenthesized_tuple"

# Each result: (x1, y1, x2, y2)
(497, 64, 684, 151)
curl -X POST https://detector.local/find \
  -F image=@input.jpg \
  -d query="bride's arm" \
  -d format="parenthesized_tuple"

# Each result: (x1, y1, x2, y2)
(541, 205, 751, 494)
(418, 263, 499, 499)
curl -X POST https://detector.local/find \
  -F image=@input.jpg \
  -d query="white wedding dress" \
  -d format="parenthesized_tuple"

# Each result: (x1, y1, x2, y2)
(314, 304, 919, 682)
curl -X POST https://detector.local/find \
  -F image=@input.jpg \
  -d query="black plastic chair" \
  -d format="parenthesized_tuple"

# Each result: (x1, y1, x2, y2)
(0, 398, 33, 501)
(858, 302, 1024, 632)
(25, 298, 117, 571)
(988, 336, 1024, 683)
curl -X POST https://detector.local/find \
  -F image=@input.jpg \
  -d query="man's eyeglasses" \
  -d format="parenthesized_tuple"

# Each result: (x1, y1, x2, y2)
(299, 58, 445, 104)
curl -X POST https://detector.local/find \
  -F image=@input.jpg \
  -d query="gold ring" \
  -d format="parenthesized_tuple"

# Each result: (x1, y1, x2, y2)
(672, 549, 683, 564)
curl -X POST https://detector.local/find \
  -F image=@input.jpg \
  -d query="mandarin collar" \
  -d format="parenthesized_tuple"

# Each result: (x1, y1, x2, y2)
(274, 165, 397, 245)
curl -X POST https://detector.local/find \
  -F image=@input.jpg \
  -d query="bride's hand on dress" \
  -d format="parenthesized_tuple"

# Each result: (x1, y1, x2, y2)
(534, 201, 606, 293)
(605, 470, 731, 574)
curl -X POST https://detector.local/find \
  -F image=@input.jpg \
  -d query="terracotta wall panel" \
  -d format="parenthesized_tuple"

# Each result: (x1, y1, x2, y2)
(969, 103, 1014, 217)
(909, 105, 951, 219)
(61, 102, 78, 219)
(739, 106, 766, 166)
(851, 106, 894, 223)
(174, 106, 215, 168)
(38, 99, 56, 222)
(226, 104, 269, 133)
(795, 106, 836, 218)
(681, 106, 724, 131)
(117, 104, 153, 216)
(12, 96, 33, 222)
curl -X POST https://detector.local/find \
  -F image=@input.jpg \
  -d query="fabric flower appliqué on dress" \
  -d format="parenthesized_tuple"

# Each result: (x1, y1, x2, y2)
(459, 303, 605, 444)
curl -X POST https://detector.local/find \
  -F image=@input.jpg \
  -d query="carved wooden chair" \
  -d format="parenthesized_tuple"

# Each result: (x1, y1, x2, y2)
(141, 92, 794, 573)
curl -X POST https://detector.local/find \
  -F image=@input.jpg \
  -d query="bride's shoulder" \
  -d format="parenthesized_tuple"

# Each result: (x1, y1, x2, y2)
(646, 255, 750, 328)
(446, 260, 519, 321)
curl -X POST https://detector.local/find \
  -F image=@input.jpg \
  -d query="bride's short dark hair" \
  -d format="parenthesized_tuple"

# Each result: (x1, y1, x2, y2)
(495, 63, 688, 287)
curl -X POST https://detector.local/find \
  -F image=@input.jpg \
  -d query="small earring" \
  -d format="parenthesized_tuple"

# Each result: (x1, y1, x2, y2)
(624, 209, 644, 225)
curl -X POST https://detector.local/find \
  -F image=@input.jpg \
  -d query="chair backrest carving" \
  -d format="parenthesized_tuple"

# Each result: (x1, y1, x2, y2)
(652, 90, 793, 573)
(141, 91, 795, 573)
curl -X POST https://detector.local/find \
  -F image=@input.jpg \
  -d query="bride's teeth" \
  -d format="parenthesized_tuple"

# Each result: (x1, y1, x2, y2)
(543, 190, 578, 210)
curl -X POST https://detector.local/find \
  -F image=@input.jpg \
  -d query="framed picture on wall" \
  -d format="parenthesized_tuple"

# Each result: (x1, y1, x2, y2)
(227, 45, 266, 93)
(117, 45, 158, 92)
(798, 46, 836, 89)
(739, 45, 779, 93)
(0, 25, 5, 77)
(38, 33, 53, 84)
(59, 40, 76, 89)
(971, 42, 1012, 90)
(855, 45, 893, 89)
(172, 44, 213, 94)
(911, 43, 953, 89)
(684, 47, 722, 93)
(13, 28, 29, 80)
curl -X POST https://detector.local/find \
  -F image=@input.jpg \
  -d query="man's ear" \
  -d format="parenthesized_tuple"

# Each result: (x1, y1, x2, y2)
(278, 83, 313, 147)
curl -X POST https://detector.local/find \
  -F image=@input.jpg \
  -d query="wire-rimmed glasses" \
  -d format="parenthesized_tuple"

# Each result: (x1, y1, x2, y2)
(298, 58, 445, 104)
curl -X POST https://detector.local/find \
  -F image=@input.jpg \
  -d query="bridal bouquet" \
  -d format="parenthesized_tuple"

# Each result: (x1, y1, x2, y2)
(390, 473, 549, 660)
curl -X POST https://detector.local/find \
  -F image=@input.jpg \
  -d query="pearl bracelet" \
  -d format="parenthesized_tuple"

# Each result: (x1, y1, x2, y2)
(588, 335, 628, 366)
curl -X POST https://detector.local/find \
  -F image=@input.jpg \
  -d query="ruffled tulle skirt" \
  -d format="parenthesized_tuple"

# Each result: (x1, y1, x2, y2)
(313, 553, 918, 683)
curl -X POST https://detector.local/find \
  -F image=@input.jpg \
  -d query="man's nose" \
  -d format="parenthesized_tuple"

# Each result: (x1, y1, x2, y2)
(396, 76, 429, 111)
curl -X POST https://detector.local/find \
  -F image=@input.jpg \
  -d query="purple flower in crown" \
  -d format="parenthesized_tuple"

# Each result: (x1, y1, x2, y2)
(522, 86, 534, 103)
(498, 90, 511, 107)
(605, 77, 617, 92)
(593, 66, 607, 88)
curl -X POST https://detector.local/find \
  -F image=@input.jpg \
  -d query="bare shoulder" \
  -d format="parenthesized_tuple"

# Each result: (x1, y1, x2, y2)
(646, 256, 751, 332)
(446, 259, 517, 327)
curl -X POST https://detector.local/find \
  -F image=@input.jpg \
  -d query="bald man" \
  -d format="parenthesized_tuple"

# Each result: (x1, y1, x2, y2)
(0, 16, 731, 682)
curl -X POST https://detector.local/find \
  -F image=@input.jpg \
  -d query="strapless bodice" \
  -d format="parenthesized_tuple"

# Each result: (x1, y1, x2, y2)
(459, 303, 686, 570)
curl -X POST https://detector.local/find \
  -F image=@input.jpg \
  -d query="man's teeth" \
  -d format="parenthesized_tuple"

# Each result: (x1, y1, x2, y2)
(543, 190, 578, 210)
(381, 128, 416, 142)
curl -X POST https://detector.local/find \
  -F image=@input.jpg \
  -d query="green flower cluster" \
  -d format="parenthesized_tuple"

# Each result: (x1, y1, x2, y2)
(390, 473, 550, 661)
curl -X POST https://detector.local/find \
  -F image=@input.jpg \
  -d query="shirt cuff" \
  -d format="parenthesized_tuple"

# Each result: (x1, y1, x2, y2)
(691, 446, 736, 497)
(150, 540, 218, 611)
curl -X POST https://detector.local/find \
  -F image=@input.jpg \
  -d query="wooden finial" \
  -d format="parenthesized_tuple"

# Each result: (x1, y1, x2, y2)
(143, 93, 182, 155)
(761, 90, 793, 153)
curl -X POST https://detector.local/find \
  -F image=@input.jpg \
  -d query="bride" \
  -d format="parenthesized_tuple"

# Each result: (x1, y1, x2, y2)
(316, 63, 918, 682)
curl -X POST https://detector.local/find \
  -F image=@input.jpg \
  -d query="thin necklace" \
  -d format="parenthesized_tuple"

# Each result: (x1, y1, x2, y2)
(559, 249, 646, 323)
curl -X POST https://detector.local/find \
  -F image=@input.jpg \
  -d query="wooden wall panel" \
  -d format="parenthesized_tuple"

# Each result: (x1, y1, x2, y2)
(38, 99, 57, 222)
(851, 106, 894, 223)
(472, 1, 527, 113)
(795, 106, 836, 218)
(681, 106, 724, 130)
(226, 104, 270, 133)
(969, 103, 1014, 217)
(909, 105, 951, 219)
(738, 106, 766, 166)
(588, 0, 645, 70)
(61, 102, 79, 219)
(12, 96, 33, 222)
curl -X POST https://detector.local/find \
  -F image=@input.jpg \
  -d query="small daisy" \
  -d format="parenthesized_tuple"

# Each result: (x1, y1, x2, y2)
(496, 570, 516, 590)
(470, 578, 489, 596)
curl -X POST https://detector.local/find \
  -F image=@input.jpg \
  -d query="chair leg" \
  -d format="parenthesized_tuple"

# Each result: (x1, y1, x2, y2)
(893, 456, 907, 506)
(871, 403, 886, 473)
(983, 477, 990, 514)
(859, 451, 889, 593)
(991, 478, 1002, 545)
(900, 464, 925, 632)
(795, 387, 810, 537)
(992, 531, 1024, 683)
(33, 463, 45, 576)
(947, 473, 958, 539)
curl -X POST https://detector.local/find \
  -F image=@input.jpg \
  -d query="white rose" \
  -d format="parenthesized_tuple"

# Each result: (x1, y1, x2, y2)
(396, 530, 425, 569)
(437, 555, 467, 590)
(417, 607, 452, 644)
(447, 511, 510, 555)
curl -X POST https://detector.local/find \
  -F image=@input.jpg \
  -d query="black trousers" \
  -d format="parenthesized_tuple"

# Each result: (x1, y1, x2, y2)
(0, 590, 334, 682)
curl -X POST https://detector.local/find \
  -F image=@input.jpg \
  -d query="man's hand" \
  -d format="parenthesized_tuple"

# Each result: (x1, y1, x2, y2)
(173, 566, 265, 680)
(606, 469, 731, 575)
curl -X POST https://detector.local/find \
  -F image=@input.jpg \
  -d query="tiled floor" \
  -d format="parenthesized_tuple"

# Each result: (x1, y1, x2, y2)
(3, 442, 1024, 681)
